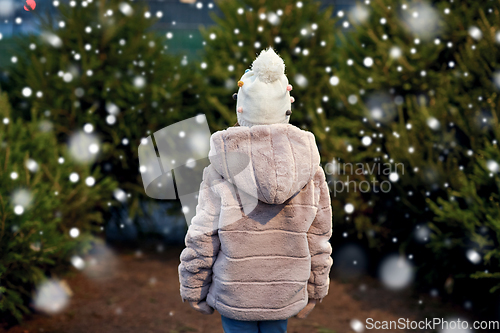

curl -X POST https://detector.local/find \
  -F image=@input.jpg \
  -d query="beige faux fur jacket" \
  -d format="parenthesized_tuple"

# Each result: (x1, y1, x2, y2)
(178, 123, 333, 321)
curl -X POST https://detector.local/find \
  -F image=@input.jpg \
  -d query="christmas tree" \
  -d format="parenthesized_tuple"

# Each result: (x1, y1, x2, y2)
(195, 0, 343, 134)
(0, 92, 116, 322)
(330, 0, 500, 303)
(0, 0, 200, 219)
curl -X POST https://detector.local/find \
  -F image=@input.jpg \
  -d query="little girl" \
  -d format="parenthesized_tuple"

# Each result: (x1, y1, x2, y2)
(178, 47, 333, 333)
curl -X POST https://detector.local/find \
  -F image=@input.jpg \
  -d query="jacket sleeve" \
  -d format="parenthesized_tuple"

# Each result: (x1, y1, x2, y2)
(307, 166, 333, 301)
(178, 165, 222, 303)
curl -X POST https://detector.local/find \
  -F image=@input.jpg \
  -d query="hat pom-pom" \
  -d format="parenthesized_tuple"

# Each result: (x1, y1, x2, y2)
(251, 47, 285, 84)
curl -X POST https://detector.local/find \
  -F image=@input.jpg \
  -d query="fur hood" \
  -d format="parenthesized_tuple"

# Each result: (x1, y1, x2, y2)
(208, 123, 321, 205)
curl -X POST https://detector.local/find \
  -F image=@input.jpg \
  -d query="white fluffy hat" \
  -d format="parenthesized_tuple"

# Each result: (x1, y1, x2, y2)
(235, 47, 294, 127)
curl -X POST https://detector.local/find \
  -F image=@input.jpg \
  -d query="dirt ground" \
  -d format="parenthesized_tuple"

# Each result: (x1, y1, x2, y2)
(1, 243, 480, 333)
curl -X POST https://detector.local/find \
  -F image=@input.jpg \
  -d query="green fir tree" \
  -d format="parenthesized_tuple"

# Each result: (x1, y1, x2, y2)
(0, 0, 200, 218)
(196, 0, 346, 139)
(0, 92, 115, 322)
(331, 0, 500, 301)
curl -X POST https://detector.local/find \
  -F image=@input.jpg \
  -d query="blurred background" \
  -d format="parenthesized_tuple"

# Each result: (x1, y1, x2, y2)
(1, 0, 500, 332)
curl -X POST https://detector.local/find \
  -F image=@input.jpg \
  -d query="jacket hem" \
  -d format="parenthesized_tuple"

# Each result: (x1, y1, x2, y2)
(213, 297, 308, 321)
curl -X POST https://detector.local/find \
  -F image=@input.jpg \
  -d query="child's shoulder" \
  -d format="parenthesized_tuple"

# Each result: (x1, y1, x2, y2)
(211, 123, 314, 138)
